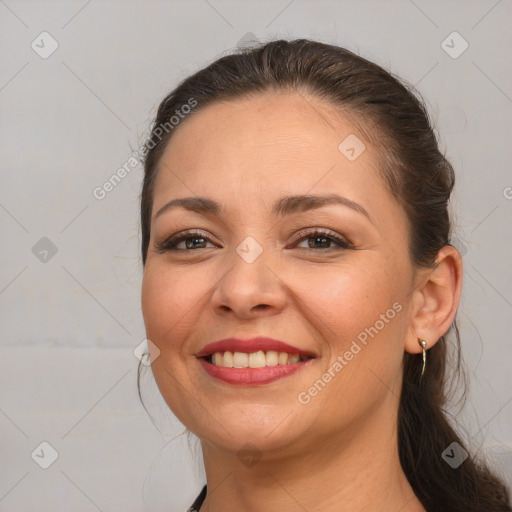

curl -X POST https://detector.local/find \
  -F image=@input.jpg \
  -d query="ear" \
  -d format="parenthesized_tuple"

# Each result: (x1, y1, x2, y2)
(405, 245, 463, 354)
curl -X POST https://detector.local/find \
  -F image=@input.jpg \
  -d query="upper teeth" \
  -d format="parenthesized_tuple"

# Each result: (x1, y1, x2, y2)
(210, 351, 308, 368)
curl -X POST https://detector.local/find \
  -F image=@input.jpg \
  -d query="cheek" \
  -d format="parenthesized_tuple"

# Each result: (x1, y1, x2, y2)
(301, 260, 406, 391)
(301, 260, 399, 342)
(141, 263, 204, 353)
(140, 263, 208, 422)
(300, 266, 405, 412)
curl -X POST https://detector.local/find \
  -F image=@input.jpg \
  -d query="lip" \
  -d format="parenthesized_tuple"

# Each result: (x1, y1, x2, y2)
(198, 357, 315, 386)
(195, 336, 317, 386)
(195, 337, 316, 358)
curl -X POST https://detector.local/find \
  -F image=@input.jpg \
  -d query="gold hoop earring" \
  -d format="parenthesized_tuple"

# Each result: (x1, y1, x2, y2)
(418, 338, 427, 382)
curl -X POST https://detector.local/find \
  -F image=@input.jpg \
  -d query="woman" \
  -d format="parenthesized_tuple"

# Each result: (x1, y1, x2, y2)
(137, 39, 511, 511)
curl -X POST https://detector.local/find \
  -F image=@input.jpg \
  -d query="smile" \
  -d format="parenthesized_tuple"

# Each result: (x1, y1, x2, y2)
(195, 336, 317, 385)
(198, 351, 315, 386)
(207, 350, 312, 368)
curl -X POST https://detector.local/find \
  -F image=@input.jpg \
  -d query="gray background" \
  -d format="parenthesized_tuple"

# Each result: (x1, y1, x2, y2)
(1, 0, 511, 510)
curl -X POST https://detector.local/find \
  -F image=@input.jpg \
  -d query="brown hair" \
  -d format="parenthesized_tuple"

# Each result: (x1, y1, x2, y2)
(138, 39, 511, 511)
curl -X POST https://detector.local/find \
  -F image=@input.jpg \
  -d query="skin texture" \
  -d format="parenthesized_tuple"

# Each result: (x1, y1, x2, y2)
(141, 92, 463, 512)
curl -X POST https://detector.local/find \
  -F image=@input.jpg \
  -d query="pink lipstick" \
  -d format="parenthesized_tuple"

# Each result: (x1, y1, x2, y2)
(196, 336, 316, 386)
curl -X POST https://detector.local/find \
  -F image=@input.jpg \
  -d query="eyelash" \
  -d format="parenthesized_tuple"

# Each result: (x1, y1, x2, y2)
(155, 228, 352, 253)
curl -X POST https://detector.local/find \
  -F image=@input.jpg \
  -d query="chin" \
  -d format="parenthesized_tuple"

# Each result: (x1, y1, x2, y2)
(193, 407, 303, 453)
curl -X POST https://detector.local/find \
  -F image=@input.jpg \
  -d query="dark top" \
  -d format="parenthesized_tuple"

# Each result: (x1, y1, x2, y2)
(186, 485, 207, 512)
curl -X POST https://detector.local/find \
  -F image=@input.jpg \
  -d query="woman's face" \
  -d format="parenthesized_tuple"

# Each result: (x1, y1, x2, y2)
(141, 92, 419, 455)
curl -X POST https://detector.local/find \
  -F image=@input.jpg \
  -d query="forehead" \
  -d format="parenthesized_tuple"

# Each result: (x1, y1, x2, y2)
(159, 92, 361, 168)
(152, 92, 403, 230)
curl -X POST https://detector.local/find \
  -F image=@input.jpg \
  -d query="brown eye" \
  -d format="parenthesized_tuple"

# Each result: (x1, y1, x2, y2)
(155, 230, 216, 252)
(293, 229, 352, 251)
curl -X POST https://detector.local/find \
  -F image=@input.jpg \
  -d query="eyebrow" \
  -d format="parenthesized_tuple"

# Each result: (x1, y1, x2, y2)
(154, 193, 371, 221)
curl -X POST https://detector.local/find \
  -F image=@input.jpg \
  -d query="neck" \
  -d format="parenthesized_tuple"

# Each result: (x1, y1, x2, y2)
(198, 399, 425, 512)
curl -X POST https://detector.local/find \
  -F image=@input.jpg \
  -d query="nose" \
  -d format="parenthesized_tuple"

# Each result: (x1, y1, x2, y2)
(210, 245, 287, 319)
